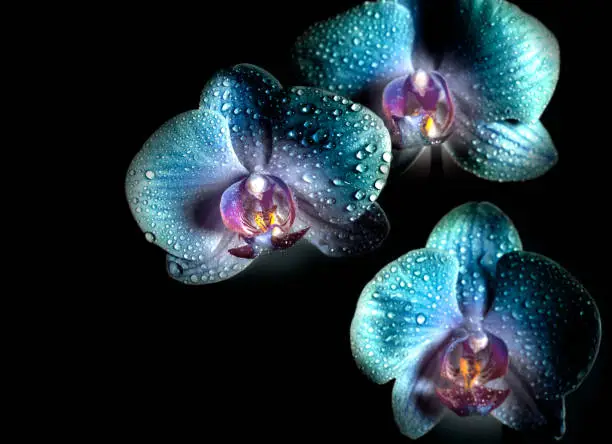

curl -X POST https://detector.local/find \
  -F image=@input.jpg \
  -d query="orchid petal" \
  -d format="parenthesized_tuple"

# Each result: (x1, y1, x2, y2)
(491, 370, 566, 438)
(293, 1, 416, 97)
(166, 232, 252, 285)
(440, 0, 559, 123)
(295, 202, 389, 257)
(426, 202, 522, 318)
(351, 249, 463, 384)
(125, 109, 247, 259)
(444, 113, 558, 182)
(484, 252, 601, 403)
(392, 350, 446, 439)
(265, 87, 392, 225)
(199, 64, 282, 171)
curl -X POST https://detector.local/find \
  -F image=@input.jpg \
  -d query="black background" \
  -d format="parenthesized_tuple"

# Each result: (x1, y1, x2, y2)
(110, 1, 609, 442)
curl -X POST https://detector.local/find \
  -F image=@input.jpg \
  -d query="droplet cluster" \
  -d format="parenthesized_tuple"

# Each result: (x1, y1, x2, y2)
(293, 1, 415, 96)
(350, 248, 463, 384)
(426, 202, 522, 317)
(484, 251, 601, 400)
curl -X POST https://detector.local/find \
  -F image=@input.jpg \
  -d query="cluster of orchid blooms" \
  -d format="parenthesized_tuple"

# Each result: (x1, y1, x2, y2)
(126, 0, 600, 440)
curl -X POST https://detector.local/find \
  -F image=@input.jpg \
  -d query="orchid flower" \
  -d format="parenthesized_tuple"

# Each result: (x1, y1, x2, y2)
(126, 64, 392, 284)
(293, 0, 559, 181)
(350, 202, 601, 439)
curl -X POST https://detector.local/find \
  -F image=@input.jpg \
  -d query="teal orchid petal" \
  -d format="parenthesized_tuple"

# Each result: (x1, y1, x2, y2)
(166, 232, 251, 285)
(483, 252, 601, 417)
(295, 202, 389, 257)
(440, 0, 560, 124)
(125, 109, 247, 260)
(265, 87, 392, 225)
(351, 249, 463, 384)
(426, 202, 522, 318)
(293, 1, 416, 98)
(199, 64, 282, 171)
(491, 376, 566, 438)
(444, 111, 558, 182)
(392, 342, 447, 439)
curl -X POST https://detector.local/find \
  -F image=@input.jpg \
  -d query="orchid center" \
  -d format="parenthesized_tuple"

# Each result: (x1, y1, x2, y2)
(382, 69, 455, 146)
(220, 173, 309, 259)
(435, 330, 510, 417)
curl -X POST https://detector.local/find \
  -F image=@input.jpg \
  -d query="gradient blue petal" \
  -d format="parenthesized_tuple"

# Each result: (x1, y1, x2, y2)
(392, 346, 446, 439)
(294, 202, 389, 257)
(199, 64, 282, 171)
(426, 202, 522, 318)
(166, 232, 251, 285)
(444, 114, 558, 182)
(491, 376, 566, 438)
(125, 109, 247, 259)
(440, 0, 559, 123)
(484, 252, 601, 402)
(293, 1, 415, 97)
(265, 87, 392, 225)
(350, 249, 463, 384)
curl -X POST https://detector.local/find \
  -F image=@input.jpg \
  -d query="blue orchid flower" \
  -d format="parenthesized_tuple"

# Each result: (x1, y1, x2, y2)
(293, 0, 559, 181)
(350, 202, 601, 439)
(126, 64, 392, 284)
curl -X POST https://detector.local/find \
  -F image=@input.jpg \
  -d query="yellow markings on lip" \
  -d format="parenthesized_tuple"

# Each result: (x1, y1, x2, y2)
(459, 358, 482, 390)
(424, 116, 434, 134)
(254, 206, 278, 232)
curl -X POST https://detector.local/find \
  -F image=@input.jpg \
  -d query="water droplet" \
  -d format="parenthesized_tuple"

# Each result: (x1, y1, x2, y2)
(355, 163, 367, 173)
(354, 190, 365, 200)
(416, 313, 427, 325)
(364, 144, 376, 153)
(145, 170, 155, 180)
(382, 152, 392, 163)
(374, 179, 386, 190)
(302, 174, 314, 184)
(350, 103, 361, 111)
(144, 232, 155, 243)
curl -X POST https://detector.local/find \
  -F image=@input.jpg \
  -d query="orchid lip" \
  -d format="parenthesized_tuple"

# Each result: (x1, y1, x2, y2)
(220, 173, 309, 258)
(434, 329, 510, 417)
(383, 70, 455, 146)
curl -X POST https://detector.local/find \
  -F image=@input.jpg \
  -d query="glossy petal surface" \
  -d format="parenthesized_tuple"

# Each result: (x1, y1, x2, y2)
(295, 202, 389, 257)
(293, 1, 415, 97)
(351, 249, 463, 384)
(199, 64, 282, 171)
(492, 382, 566, 438)
(426, 202, 522, 318)
(125, 109, 247, 259)
(444, 114, 558, 182)
(440, 0, 559, 123)
(392, 354, 445, 439)
(484, 252, 601, 401)
(265, 87, 392, 225)
(166, 232, 252, 285)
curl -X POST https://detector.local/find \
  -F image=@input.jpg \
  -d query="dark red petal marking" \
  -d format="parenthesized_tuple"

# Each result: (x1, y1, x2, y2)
(436, 386, 510, 417)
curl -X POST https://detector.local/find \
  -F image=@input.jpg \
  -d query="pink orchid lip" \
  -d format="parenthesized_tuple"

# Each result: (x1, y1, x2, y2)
(220, 173, 308, 258)
(382, 70, 455, 146)
(434, 330, 510, 417)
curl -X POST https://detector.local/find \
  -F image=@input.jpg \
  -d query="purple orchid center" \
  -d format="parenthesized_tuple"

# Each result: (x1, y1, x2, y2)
(382, 69, 455, 146)
(220, 173, 309, 259)
(435, 329, 510, 417)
